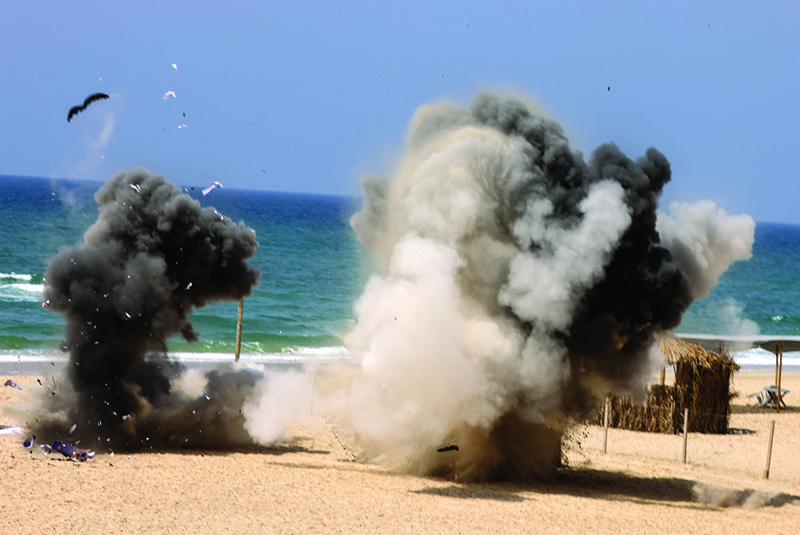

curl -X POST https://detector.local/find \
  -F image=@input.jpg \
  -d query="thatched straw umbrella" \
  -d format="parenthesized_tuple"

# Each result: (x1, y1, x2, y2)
(599, 336, 740, 434)
(657, 335, 740, 433)
(656, 336, 733, 367)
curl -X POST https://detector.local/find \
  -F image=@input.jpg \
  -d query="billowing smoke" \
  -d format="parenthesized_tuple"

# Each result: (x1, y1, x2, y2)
(37, 168, 265, 450)
(344, 92, 754, 481)
(657, 200, 755, 300)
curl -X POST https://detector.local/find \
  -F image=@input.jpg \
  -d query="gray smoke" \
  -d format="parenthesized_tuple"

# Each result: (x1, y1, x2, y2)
(344, 92, 754, 481)
(37, 168, 264, 450)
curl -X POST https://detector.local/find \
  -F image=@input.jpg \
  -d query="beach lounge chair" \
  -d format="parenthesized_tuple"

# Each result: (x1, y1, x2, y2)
(748, 385, 790, 409)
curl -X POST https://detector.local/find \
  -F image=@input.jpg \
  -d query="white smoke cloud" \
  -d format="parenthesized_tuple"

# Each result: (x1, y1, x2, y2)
(657, 200, 755, 300)
(685, 297, 760, 337)
(242, 369, 315, 444)
(343, 125, 536, 453)
(344, 234, 523, 449)
(501, 179, 631, 331)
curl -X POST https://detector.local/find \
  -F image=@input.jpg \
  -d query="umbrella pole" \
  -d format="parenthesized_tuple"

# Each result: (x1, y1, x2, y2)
(235, 298, 244, 362)
(775, 344, 779, 385)
(777, 341, 784, 412)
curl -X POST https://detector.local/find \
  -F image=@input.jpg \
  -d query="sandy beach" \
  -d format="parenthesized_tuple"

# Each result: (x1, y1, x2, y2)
(2, 369, 799, 534)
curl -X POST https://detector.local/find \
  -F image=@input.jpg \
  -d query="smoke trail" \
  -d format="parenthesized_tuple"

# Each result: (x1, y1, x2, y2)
(344, 92, 754, 481)
(37, 168, 264, 450)
(68, 95, 119, 179)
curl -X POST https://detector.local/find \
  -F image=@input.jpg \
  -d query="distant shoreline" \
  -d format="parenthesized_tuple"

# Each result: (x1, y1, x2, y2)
(2, 353, 796, 378)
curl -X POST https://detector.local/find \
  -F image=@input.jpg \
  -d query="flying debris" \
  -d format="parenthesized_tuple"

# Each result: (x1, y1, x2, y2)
(0, 426, 24, 437)
(202, 181, 223, 196)
(437, 445, 459, 452)
(67, 92, 110, 122)
(171, 63, 178, 70)
(23, 434, 35, 448)
(178, 124, 188, 129)
(163, 91, 177, 100)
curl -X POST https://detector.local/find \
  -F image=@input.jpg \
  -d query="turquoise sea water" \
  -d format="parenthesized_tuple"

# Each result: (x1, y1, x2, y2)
(675, 222, 800, 368)
(678, 223, 800, 338)
(0, 174, 799, 368)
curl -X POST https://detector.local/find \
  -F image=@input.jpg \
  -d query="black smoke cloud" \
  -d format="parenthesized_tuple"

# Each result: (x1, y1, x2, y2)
(37, 168, 262, 450)
(344, 92, 754, 481)
(472, 93, 691, 399)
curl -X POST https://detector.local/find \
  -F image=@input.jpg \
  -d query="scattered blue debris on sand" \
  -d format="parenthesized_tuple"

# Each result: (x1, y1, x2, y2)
(44, 441, 96, 462)
(2, 379, 22, 390)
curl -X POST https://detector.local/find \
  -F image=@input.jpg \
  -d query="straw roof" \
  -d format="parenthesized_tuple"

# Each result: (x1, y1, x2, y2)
(656, 335, 739, 371)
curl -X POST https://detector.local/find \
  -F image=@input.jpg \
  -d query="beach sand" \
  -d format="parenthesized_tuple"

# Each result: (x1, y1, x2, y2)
(2, 369, 799, 534)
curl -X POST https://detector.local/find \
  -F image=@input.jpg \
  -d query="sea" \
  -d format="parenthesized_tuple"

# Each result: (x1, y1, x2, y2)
(0, 175, 366, 373)
(0, 174, 798, 372)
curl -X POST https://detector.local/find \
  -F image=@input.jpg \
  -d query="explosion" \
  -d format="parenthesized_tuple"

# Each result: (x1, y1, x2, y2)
(33, 93, 755, 482)
(37, 168, 263, 450)
(344, 92, 754, 481)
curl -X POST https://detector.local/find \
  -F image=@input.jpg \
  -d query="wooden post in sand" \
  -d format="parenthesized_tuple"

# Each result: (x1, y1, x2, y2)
(764, 420, 776, 479)
(603, 396, 610, 453)
(681, 408, 689, 463)
(235, 298, 244, 362)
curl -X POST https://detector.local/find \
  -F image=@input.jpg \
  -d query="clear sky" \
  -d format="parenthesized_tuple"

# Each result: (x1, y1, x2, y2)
(1, 1, 798, 223)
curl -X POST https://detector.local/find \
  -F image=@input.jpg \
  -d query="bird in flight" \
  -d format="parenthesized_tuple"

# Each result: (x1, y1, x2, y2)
(67, 92, 110, 122)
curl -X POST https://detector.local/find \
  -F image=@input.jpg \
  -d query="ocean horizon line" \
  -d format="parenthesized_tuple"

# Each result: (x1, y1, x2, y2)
(0, 173, 363, 203)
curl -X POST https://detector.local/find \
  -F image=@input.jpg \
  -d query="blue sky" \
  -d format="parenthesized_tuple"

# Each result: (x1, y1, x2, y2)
(1, 1, 799, 223)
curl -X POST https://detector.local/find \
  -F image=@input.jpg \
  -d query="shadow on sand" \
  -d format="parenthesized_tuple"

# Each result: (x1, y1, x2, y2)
(412, 484, 528, 502)
(143, 442, 332, 457)
(412, 468, 800, 509)
(731, 404, 798, 415)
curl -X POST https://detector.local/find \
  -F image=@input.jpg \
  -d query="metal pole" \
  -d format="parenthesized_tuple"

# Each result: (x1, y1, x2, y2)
(764, 420, 776, 479)
(775, 344, 779, 385)
(603, 397, 610, 454)
(777, 341, 784, 412)
(235, 298, 243, 362)
(682, 408, 689, 463)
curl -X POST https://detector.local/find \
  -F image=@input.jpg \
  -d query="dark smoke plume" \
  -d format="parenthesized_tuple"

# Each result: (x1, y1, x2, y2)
(344, 92, 754, 481)
(37, 168, 261, 450)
